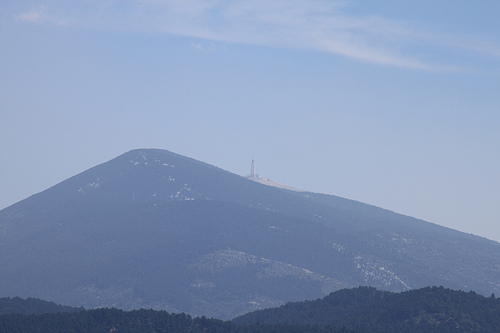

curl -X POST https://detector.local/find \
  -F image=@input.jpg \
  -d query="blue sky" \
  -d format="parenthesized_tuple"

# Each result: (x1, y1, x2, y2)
(2, 1, 500, 241)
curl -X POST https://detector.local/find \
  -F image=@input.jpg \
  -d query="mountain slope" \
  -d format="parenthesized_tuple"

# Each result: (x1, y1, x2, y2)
(1, 148, 500, 318)
(0, 297, 82, 315)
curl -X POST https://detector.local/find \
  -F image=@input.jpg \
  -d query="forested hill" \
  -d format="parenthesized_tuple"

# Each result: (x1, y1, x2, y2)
(0, 297, 82, 315)
(0, 308, 362, 333)
(3, 289, 500, 332)
(234, 286, 500, 333)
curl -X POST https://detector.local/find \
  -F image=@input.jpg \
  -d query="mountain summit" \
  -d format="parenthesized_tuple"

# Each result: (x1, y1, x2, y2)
(1, 149, 500, 319)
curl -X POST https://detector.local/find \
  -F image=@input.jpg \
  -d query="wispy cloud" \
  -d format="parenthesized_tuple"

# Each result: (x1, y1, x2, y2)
(191, 42, 217, 53)
(15, 6, 67, 25)
(15, 10, 42, 23)
(13, 0, 500, 70)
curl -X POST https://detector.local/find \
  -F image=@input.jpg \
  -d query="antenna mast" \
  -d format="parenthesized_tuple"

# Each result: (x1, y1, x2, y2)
(251, 155, 256, 177)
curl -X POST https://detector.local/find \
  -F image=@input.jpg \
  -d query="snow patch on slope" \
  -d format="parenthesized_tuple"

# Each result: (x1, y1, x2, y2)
(78, 178, 101, 193)
(354, 255, 411, 290)
(129, 152, 175, 168)
(193, 249, 334, 284)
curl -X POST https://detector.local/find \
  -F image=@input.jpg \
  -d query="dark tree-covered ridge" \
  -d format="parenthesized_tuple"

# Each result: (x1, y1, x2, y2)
(3, 288, 500, 332)
(234, 286, 500, 333)
(0, 307, 362, 333)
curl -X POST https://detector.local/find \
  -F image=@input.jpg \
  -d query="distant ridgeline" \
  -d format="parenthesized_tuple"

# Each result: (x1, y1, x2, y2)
(3, 287, 500, 333)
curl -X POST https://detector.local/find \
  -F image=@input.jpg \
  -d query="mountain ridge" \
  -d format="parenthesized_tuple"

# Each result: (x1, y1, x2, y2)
(234, 286, 500, 332)
(1, 148, 499, 319)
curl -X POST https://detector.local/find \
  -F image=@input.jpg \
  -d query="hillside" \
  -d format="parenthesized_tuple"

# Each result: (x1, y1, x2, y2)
(1, 148, 500, 319)
(0, 307, 363, 333)
(234, 286, 500, 332)
(3, 289, 500, 333)
(0, 297, 82, 315)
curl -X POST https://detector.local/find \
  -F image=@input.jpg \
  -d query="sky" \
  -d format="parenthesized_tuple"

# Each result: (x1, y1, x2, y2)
(1, 1, 500, 241)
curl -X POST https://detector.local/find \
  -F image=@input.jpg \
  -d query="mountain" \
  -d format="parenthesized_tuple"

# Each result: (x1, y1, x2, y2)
(1, 148, 500, 319)
(234, 286, 500, 332)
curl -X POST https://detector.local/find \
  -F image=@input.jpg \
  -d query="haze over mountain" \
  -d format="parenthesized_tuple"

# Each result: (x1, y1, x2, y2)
(1, 148, 500, 319)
